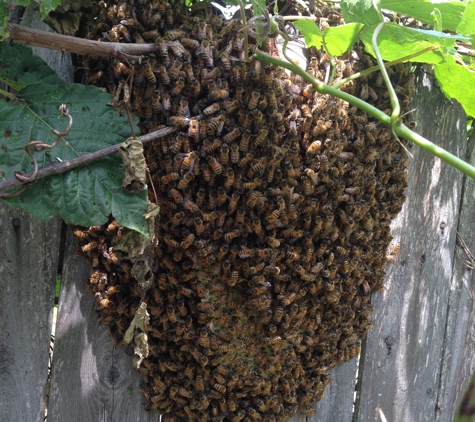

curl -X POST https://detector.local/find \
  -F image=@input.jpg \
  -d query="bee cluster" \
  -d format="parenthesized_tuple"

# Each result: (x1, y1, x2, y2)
(75, 1, 415, 421)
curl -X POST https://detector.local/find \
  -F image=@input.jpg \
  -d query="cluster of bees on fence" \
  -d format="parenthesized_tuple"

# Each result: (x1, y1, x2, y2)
(74, 0, 414, 420)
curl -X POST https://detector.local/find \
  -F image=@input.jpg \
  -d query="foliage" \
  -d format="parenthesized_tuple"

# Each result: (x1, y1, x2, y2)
(0, 42, 149, 236)
(294, 0, 475, 117)
(0, 0, 475, 234)
(454, 371, 475, 422)
(0, 0, 61, 38)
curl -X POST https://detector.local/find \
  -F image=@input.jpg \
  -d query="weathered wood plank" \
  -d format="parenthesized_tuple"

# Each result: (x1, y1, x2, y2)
(436, 131, 475, 421)
(354, 69, 467, 421)
(48, 229, 160, 422)
(19, 4, 74, 83)
(312, 357, 358, 421)
(0, 203, 61, 422)
(283, 356, 358, 422)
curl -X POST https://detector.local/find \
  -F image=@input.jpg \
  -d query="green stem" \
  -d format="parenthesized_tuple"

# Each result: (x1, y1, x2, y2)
(0, 88, 15, 100)
(237, 0, 250, 62)
(251, 48, 475, 180)
(333, 45, 438, 89)
(322, 34, 336, 84)
(396, 123, 475, 178)
(372, 22, 400, 124)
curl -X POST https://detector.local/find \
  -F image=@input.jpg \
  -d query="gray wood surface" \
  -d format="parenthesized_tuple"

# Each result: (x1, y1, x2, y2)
(0, 203, 61, 422)
(436, 131, 475, 422)
(19, 4, 74, 83)
(3, 10, 475, 421)
(285, 357, 358, 422)
(354, 68, 470, 422)
(48, 229, 160, 422)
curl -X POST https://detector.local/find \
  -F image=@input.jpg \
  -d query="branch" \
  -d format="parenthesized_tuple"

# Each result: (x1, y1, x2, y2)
(0, 126, 177, 195)
(6, 23, 159, 57)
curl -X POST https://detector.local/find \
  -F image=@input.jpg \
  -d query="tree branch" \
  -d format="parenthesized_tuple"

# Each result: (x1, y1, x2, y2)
(0, 126, 177, 196)
(7, 23, 159, 57)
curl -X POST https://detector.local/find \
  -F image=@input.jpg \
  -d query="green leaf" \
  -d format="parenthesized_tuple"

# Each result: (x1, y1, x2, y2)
(380, 0, 465, 33)
(432, 8, 442, 32)
(293, 19, 323, 49)
(457, 0, 475, 37)
(341, 0, 383, 26)
(0, 2, 9, 39)
(434, 55, 475, 118)
(323, 23, 364, 56)
(0, 83, 148, 236)
(40, 0, 62, 19)
(361, 23, 450, 63)
(0, 42, 64, 88)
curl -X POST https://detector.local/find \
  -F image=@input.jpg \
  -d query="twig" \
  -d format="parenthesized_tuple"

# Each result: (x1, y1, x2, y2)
(13, 104, 72, 187)
(456, 233, 475, 270)
(6, 23, 159, 57)
(0, 126, 177, 196)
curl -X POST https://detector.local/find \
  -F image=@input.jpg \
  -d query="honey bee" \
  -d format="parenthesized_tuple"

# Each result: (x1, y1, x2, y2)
(236, 129, 250, 152)
(238, 152, 254, 168)
(171, 77, 185, 96)
(207, 156, 223, 175)
(389, 243, 400, 255)
(155, 37, 168, 57)
(201, 102, 220, 117)
(248, 91, 261, 110)
(168, 116, 190, 127)
(234, 32, 244, 50)
(233, 83, 244, 101)
(228, 192, 240, 214)
(156, 65, 170, 85)
(168, 59, 183, 80)
(254, 128, 268, 147)
(207, 115, 226, 135)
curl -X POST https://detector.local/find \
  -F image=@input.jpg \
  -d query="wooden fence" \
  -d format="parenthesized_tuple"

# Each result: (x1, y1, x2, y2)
(1, 8, 474, 422)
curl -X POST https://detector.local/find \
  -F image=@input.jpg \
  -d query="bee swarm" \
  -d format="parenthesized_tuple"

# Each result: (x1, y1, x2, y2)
(75, 1, 414, 421)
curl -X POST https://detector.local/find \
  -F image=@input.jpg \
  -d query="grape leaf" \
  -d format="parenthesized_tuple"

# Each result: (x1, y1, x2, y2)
(40, 0, 62, 19)
(0, 42, 64, 88)
(434, 55, 475, 118)
(341, 0, 383, 26)
(293, 20, 323, 49)
(0, 83, 148, 235)
(457, 0, 475, 37)
(380, 0, 465, 33)
(361, 23, 450, 63)
(324, 23, 364, 56)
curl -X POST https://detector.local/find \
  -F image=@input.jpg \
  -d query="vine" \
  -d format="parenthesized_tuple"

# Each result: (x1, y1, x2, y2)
(0, 0, 474, 233)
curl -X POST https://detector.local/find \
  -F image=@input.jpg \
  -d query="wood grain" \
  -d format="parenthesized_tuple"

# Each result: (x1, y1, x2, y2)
(0, 203, 61, 422)
(354, 68, 468, 422)
(48, 229, 160, 422)
(18, 5, 74, 83)
(436, 130, 475, 421)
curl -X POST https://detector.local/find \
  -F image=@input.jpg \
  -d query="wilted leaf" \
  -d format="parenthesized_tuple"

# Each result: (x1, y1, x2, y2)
(114, 228, 151, 259)
(119, 137, 146, 193)
(124, 302, 150, 368)
(0, 82, 148, 235)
